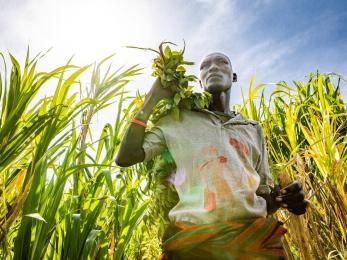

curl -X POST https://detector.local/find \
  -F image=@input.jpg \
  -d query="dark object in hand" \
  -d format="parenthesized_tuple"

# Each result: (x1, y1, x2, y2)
(274, 181, 308, 215)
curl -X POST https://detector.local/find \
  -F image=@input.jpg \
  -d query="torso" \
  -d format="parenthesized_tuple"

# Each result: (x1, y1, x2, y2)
(156, 109, 267, 224)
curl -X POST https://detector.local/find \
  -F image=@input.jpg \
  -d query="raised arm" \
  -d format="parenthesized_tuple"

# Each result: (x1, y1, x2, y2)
(115, 78, 174, 167)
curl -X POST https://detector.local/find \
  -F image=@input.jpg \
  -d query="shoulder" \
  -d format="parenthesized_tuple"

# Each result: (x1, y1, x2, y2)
(236, 114, 258, 124)
(151, 108, 192, 128)
(231, 113, 261, 127)
(232, 114, 265, 139)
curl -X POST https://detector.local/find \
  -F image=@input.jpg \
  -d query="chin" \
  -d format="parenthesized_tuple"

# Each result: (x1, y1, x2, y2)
(206, 84, 228, 93)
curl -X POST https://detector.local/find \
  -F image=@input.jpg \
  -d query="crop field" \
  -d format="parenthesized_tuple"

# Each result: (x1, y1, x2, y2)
(0, 50, 346, 259)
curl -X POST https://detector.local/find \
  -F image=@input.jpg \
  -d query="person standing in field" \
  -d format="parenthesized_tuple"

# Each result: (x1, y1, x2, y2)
(115, 53, 308, 259)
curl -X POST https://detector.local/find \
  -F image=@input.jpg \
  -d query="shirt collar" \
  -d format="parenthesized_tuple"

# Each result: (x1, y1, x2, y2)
(195, 108, 237, 119)
(193, 108, 256, 125)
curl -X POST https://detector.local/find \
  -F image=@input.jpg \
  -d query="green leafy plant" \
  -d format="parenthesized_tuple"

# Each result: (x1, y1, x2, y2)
(1, 46, 346, 260)
(240, 72, 347, 259)
(128, 41, 212, 123)
(0, 49, 150, 260)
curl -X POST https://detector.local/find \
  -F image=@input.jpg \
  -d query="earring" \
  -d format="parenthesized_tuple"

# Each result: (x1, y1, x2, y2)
(199, 80, 203, 88)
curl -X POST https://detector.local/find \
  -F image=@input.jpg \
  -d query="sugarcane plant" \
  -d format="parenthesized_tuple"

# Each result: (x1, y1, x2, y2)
(0, 49, 153, 259)
(240, 72, 347, 259)
(1, 45, 346, 259)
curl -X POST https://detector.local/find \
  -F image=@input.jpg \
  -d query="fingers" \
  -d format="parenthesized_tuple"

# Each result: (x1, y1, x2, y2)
(272, 181, 309, 215)
(280, 181, 302, 195)
(287, 200, 309, 215)
(276, 190, 305, 204)
(288, 207, 306, 215)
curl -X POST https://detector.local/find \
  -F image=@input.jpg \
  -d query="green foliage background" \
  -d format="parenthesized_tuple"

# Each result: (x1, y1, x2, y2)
(0, 49, 346, 259)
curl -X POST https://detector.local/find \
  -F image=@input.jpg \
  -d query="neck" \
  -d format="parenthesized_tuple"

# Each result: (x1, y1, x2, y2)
(208, 88, 231, 113)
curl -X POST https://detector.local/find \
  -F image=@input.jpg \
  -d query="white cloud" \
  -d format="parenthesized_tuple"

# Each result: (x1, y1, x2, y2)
(187, 0, 235, 55)
(254, 0, 273, 6)
(0, 0, 345, 125)
(236, 30, 311, 83)
(0, 0, 162, 67)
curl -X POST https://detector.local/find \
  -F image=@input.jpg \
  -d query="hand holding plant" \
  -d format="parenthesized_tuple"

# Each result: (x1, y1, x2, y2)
(128, 41, 212, 123)
(148, 77, 175, 103)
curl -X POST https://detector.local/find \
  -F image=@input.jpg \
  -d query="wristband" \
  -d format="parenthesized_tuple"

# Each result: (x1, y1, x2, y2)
(130, 118, 148, 128)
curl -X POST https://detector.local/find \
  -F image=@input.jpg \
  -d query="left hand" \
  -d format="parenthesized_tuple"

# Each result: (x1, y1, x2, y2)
(275, 181, 308, 215)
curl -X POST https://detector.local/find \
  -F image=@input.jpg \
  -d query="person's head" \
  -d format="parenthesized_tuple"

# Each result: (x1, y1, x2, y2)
(199, 52, 237, 94)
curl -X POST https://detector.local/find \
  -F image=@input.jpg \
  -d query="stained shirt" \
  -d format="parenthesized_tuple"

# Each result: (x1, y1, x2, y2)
(142, 108, 273, 224)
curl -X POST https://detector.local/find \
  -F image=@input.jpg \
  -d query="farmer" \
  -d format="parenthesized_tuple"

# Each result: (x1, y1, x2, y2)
(115, 52, 308, 259)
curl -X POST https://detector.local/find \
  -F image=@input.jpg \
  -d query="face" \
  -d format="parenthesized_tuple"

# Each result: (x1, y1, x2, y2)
(199, 53, 233, 93)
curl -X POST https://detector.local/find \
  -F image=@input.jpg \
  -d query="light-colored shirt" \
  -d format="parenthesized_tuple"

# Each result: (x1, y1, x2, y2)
(142, 108, 273, 224)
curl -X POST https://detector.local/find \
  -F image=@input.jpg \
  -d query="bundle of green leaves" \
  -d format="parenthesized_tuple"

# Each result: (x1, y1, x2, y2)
(128, 41, 212, 123)
(128, 42, 213, 232)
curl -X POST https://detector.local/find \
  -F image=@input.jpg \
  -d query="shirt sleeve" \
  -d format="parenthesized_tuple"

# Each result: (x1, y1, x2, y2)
(142, 125, 167, 162)
(255, 124, 274, 195)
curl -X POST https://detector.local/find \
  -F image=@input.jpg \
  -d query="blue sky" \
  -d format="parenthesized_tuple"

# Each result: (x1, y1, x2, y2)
(0, 0, 346, 128)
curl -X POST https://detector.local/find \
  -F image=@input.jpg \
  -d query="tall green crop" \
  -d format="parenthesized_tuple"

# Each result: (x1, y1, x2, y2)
(1, 45, 346, 260)
(0, 50, 149, 260)
(240, 72, 347, 259)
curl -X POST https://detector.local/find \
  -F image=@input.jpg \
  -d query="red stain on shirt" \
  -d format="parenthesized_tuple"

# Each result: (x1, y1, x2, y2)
(198, 146, 234, 207)
(229, 137, 249, 156)
(199, 159, 214, 171)
(204, 190, 216, 212)
(218, 155, 227, 163)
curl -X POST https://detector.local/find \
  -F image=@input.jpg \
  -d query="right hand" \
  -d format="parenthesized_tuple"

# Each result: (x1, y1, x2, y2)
(148, 77, 175, 102)
(276, 181, 308, 215)
(136, 78, 175, 121)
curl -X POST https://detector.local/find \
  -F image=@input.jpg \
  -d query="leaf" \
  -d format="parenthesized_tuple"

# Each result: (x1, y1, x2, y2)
(164, 46, 172, 58)
(176, 66, 186, 72)
(182, 61, 194, 65)
(171, 105, 180, 121)
(174, 93, 181, 105)
(25, 213, 47, 223)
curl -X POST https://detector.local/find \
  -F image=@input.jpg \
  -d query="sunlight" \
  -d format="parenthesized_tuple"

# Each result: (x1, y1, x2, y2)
(52, 0, 156, 64)
(12, 0, 158, 69)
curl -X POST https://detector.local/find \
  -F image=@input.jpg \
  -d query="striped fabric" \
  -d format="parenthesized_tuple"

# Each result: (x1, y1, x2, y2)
(159, 217, 287, 260)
